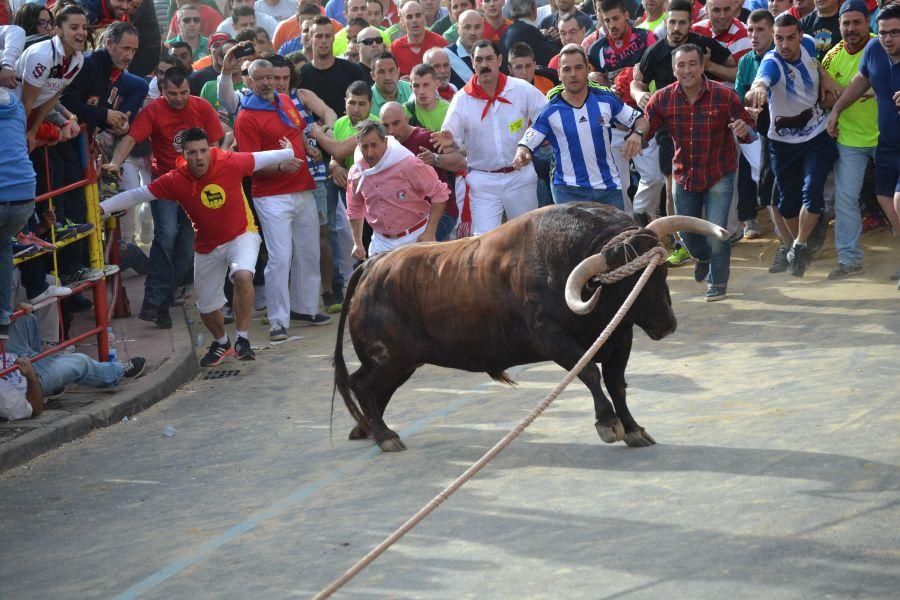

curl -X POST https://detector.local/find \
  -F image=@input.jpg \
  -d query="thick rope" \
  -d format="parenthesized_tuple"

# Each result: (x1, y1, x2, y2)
(313, 253, 665, 600)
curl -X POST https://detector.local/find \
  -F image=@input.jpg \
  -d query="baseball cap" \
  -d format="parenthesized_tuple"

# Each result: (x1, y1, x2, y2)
(839, 0, 869, 17)
(208, 32, 234, 50)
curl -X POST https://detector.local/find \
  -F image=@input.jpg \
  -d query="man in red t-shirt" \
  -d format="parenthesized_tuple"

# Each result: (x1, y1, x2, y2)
(100, 128, 296, 366)
(234, 58, 330, 342)
(391, 1, 448, 75)
(103, 66, 224, 329)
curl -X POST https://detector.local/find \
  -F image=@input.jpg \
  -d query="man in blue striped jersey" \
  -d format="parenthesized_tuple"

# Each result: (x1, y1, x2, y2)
(513, 44, 648, 208)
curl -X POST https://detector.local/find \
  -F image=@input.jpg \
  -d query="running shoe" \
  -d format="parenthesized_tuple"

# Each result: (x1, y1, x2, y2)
(55, 220, 94, 240)
(120, 357, 146, 378)
(12, 238, 39, 258)
(827, 263, 862, 280)
(17, 231, 56, 251)
(234, 336, 255, 361)
(200, 340, 233, 367)
(269, 325, 288, 341)
(789, 243, 811, 278)
(290, 312, 332, 326)
(742, 218, 761, 239)
(666, 244, 692, 266)
(704, 286, 727, 302)
(28, 285, 73, 306)
(769, 243, 789, 273)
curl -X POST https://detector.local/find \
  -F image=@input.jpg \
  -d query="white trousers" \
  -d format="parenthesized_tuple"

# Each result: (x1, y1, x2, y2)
(467, 168, 538, 235)
(631, 136, 666, 217)
(254, 191, 320, 327)
(368, 221, 428, 256)
(609, 129, 634, 216)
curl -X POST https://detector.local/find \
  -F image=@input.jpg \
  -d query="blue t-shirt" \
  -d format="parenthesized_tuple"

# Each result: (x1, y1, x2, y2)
(755, 35, 827, 143)
(859, 37, 900, 149)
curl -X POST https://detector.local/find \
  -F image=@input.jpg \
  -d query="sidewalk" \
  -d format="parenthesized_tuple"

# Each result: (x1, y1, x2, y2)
(0, 272, 198, 472)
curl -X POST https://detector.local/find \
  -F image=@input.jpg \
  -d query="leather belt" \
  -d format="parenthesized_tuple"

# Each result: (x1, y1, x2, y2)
(471, 166, 517, 174)
(381, 218, 428, 239)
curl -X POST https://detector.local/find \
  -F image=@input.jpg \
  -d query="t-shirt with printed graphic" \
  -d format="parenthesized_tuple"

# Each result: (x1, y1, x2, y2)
(147, 148, 258, 253)
(14, 36, 84, 108)
(588, 26, 656, 78)
(801, 11, 841, 62)
(520, 87, 641, 191)
(0, 351, 30, 421)
(754, 35, 827, 144)
(128, 96, 225, 177)
(822, 37, 878, 148)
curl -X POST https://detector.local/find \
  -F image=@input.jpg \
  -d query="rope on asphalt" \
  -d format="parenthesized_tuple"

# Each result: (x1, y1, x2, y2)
(313, 246, 666, 600)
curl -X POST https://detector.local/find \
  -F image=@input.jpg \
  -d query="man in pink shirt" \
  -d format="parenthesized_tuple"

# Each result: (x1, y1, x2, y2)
(346, 120, 449, 259)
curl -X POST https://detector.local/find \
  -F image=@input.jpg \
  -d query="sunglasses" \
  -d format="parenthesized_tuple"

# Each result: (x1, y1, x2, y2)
(358, 37, 383, 45)
(181, 16, 201, 23)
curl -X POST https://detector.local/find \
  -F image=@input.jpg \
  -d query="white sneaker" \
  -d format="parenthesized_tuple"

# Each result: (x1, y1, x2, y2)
(29, 285, 73, 306)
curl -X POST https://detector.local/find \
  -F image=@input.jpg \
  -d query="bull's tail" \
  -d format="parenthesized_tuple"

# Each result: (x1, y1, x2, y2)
(332, 263, 369, 436)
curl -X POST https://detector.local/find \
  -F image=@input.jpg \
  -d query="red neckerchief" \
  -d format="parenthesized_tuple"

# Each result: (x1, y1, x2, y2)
(463, 72, 512, 120)
(610, 26, 635, 55)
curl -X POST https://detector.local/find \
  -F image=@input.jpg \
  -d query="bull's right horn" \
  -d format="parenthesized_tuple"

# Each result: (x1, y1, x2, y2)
(646, 215, 728, 241)
(565, 254, 608, 315)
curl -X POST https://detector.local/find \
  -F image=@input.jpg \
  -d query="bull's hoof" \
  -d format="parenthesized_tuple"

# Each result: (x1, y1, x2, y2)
(624, 429, 656, 447)
(377, 437, 408, 452)
(348, 424, 370, 440)
(595, 419, 625, 444)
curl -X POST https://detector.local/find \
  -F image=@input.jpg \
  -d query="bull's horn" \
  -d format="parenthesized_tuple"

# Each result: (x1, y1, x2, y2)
(646, 215, 728, 240)
(564, 254, 608, 315)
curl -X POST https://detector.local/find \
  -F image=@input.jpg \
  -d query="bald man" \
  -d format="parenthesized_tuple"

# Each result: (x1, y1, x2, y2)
(380, 101, 466, 240)
(390, 1, 449, 75)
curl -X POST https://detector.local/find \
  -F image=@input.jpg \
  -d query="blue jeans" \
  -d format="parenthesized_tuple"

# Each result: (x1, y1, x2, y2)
(325, 180, 345, 294)
(769, 132, 838, 219)
(7, 314, 123, 395)
(145, 199, 194, 308)
(0, 201, 36, 325)
(834, 143, 873, 268)
(552, 184, 624, 210)
(673, 172, 735, 289)
(435, 213, 457, 241)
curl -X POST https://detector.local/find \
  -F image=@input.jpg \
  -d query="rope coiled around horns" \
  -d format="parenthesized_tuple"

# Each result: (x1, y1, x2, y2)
(591, 228, 669, 286)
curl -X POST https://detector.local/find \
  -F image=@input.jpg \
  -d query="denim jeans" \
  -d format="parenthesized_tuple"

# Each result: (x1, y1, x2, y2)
(833, 143, 874, 267)
(552, 184, 624, 210)
(673, 172, 735, 288)
(325, 180, 345, 294)
(435, 213, 457, 241)
(7, 314, 123, 395)
(0, 201, 35, 324)
(144, 199, 194, 308)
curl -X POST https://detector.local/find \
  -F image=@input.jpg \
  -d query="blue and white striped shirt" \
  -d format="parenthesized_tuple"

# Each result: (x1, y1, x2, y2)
(520, 87, 640, 190)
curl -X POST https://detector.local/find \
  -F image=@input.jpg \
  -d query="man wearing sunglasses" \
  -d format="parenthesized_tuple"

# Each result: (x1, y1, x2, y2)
(356, 25, 389, 80)
(166, 4, 210, 61)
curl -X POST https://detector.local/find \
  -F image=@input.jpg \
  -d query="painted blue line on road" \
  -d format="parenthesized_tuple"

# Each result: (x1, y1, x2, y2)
(112, 383, 499, 600)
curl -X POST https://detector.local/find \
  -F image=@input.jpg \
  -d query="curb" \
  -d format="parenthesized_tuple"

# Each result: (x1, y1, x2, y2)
(0, 309, 198, 473)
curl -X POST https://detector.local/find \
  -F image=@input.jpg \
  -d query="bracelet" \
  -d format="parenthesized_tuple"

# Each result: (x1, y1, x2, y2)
(434, 153, 441, 167)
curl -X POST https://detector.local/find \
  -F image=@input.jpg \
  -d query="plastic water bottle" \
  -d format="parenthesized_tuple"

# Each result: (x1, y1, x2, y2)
(107, 327, 118, 362)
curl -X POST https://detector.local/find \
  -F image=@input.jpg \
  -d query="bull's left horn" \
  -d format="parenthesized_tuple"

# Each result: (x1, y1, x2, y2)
(565, 254, 608, 315)
(646, 215, 728, 241)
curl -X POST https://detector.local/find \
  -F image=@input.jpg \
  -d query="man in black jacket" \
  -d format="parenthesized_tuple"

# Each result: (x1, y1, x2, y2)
(500, 0, 561, 67)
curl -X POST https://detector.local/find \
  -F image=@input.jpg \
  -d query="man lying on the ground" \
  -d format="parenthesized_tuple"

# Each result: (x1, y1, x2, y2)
(0, 308, 145, 421)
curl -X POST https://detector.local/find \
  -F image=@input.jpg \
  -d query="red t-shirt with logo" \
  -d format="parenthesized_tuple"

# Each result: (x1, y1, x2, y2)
(233, 93, 315, 198)
(128, 96, 225, 177)
(147, 148, 258, 253)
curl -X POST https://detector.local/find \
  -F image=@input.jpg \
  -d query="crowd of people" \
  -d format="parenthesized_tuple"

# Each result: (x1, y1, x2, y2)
(1, 0, 899, 419)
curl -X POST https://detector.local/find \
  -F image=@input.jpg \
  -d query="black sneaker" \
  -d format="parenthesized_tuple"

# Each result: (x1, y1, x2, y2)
(156, 307, 173, 329)
(694, 260, 710, 283)
(827, 263, 862, 280)
(290, 312, 332, 326)
(139, 302, 159, 322)
(234, 336, 255, 360)
(200, 340, 233, 367)
(789, 243, 810, 278)
(704, 286, 727, 302)
(120, 357, 146, 378)
(769, 244, 789, 273)
(269, 326, 288, 341)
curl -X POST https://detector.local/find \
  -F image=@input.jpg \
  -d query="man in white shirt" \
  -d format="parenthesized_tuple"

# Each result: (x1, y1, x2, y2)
(255, 0, 298, 22)
(218, 0, 280, 38)
(437, 39, 546, 235)
(0, 25, 25, 89)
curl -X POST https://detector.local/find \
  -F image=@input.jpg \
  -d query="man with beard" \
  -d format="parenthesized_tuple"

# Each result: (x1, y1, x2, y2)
(370, 52, 413, 114)
(827, 2, 900, 284)
(437, 40, 546, 235)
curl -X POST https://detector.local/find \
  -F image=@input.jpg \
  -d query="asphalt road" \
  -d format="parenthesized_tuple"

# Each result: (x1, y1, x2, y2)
(1, 234, 898, 600)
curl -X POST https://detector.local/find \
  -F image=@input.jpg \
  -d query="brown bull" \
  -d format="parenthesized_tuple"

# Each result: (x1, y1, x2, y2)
(334, 203, 726, 452)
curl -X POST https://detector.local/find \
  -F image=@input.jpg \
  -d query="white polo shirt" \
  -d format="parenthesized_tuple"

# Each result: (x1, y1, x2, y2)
(443, 75, 547, 172)
(0, 352, 31, 421)
(14, 36, 84, 107)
